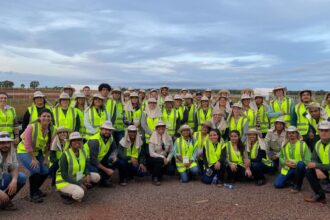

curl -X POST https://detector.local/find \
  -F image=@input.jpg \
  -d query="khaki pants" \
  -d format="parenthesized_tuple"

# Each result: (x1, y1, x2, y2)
(59, 172, 100, 201)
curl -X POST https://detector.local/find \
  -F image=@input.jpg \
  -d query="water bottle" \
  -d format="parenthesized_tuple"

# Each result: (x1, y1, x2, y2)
(224, 183, 235, 189)
(212, 176, 218, 184)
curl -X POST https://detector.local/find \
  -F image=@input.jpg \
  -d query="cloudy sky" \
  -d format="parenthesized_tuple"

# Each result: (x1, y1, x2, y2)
(0, 0, 330, 90)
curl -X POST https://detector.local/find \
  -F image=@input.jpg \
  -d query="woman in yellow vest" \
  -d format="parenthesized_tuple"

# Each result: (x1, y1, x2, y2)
(162, 96, 181, 138)
(0, 92, 18, 140)
(174, 125, 198, 183)
(53, 92, 80, 132)
(124, 92, 142, 129)
(274, 126, 311, 193)
(17, 109, 55, 203)
(74, 93, 87, 138)
(210, 109, 229, 141)
(56, 132, 100, 204)
(201, 129, 226, 186)
(226, 130, 253, 183)
(246, 129, 275, 186)
(228, 103, 249, 142)
(49, 126, 69, 186)
(84, 93, 109, 138)
(305, 121, 330, 203)
(141, 98, 162, 144)
(195, 96, 212, 131)
(22, 91, 53, 133)
(269, 86, 295, 126)
(118, 125, 147, 186)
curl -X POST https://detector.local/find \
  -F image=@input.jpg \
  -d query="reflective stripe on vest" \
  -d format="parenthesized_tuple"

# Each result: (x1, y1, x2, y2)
(315, 141, 330, 165)
(226, 142, 244, 166)
(204, 139, 222, 167)
(257, 105, 270, 133)
(145, 117, 160, 143)
(0, 107, 15, 137)
(89, 107, 108, 129)
(175, 137, 197, 173)
(280, 141, 305, 175)
(56, 148, 87, 190)
(270, 97, 292, 125)
(197, 108, 212, 131)
(250, 142, 272, 167)
(245, 108, 256, 129)
(162, 109, 177, 135)
(54, 107, 76, 132)
(229, 116, 247, 136)
(295, 103, 309, 136)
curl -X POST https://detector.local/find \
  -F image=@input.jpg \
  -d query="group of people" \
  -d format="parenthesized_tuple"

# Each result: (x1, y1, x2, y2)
(0, 84, 330, 210)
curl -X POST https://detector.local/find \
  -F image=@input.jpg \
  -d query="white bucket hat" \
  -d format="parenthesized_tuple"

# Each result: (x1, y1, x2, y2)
(33, 91, 45, 98)
(100, 121, 115, 130)
(69, 132, 83, 141)
(318, 121, 330, 130)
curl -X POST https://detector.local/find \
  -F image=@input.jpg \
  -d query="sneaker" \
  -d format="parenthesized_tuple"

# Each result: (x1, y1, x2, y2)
(256, 179, 266, 186)
(1, 201, 18, 211)
(290, 187, 300, 194)
(304, 194, 326, 203)
(30, 193, 43, 203)
(62, 196, 75, 205)
(152, 178, 161, 186)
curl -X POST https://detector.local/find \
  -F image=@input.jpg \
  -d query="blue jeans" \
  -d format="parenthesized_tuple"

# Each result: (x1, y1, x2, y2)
(17, 151, 49, 175)
(179, 166, 199, 183)
(0, 172, 27, 190)
(274, 161, 306, 189)
(117, 159, 146, 181)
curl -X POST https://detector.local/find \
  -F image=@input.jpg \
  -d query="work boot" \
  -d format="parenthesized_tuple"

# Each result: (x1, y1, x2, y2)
(100, 179, 113, 187)
(29, 174, 43, 203)
(1, 201, 18, 211)
(304, 194, 326, 203)
(256, 179, 266, 186)
(323, 184, 330, 193)
(290, 185, 300, 193)
(152, 178, 161, 186)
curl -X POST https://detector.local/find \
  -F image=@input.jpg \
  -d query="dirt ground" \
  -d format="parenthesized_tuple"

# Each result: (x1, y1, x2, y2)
(0, 174, 329, 220)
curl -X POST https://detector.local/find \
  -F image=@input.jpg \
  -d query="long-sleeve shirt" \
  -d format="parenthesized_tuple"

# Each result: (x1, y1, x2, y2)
(279, 141, 311, 166)
(59, 152, 90, 185)
(149, 140, 173, 161)
(118, 143, 147, 165)
(87, 137, 117, 167)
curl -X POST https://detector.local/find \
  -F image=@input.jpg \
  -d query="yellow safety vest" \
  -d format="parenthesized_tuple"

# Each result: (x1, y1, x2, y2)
(204, 139, 223, 167)
(228, 116, 248, 137)
(145, 116, 160, 143)
(196, 107, 212, 131)
(87, 106, 108, 136)
(49, 141, 70, 167)
(315, 140, 330, 176)
(107, 99, 125, 131)
(295, 103, 310, 136)
(249, 142, 272, 167)
(175, 137, 197, 173)
(125, 107, 142, 124)
(28, 104, 52, 124)
(193, 131, 209, 150)
(53, 107, 76, 132)
(324, 105, 330, 117)
(17, 122, 55, 155)
(226, 142, 244, 166)
(125, 143, 140, 162)
(244, 108, 256, 129)
(257, 105, 269, 133)
(0, 107, 16, 138)
(176, 106, 184, 121)
(185, 105, 196, 130)
(85, 133, 114, 161)
(280, 141, 307, 175)
(75, 108, 86, 137)
(162, 108, 179, 136)
(55, 148, 87, 190)
(270, 97, 293, 125)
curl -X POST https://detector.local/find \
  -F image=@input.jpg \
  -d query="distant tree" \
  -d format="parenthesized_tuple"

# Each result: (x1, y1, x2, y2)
(30, 81, 40, 89)
(20, 83, 25, 88)
(1, 80, 14, 88)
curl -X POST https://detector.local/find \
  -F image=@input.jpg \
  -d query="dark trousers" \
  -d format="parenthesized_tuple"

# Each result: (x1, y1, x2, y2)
(148, 157, 175, 180)
(250, 162, 276, 181)
(48, 161, 59, 185)
(227, 165, 247, 183)
(113, 130, 125, 145)
(117, 159, 146, 181)
(306, 168, 329, 196)
(274, 161, 306, 189)
(201, 163, 226, 184)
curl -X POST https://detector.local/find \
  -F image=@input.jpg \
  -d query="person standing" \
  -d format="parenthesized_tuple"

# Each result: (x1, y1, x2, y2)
(0, 92, 18, 142)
